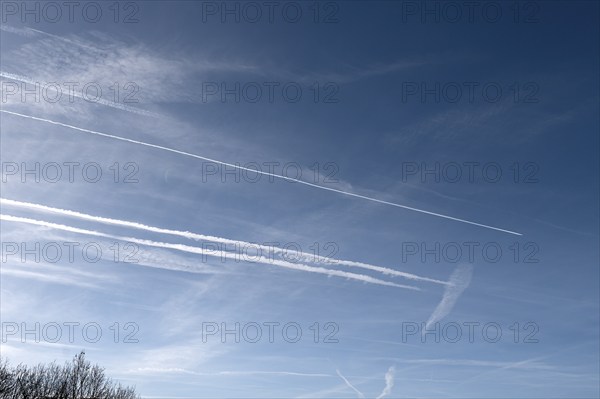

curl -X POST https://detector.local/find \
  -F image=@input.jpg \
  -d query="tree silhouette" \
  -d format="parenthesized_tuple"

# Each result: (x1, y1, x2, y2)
(0, 352, 140, 399)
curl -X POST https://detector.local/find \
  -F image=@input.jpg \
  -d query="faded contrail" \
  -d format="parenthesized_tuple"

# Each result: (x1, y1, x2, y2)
(0, 198, 448, 285)
(0, 25, 36, 37)
(0, 110, 522, 236)
(0, 72, 157, 117)
(376, 366, 396, 399)
(132, 368, 332, 377)
(0, 25, 101, 52)
(21, 27, 102, 52)
(0, 214, 420, 290)
(335, 369, 365, 398)
(425, 263, 473, 330)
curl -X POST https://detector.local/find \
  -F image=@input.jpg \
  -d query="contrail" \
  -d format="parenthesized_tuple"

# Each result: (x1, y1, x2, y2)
(0, 214, 420, 290)
(0, 198, 448, 285)
(335, 369, 365, 398)
(0, 25, 36, 37)
(0, 110, 522, 236)
(425, 263, 473, 331)
(0, 72, 157, 117)
(132, 368, 332, 377)
(0, 25, 101, 52)
(21, 27, 102, 52)
(376, 366, 396, 399)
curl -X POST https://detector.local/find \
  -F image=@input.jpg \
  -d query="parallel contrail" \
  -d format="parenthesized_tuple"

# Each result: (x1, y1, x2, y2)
(0, 110, 522, 236)
(0, 214, 420, 290)
(0, 198, 448, 285)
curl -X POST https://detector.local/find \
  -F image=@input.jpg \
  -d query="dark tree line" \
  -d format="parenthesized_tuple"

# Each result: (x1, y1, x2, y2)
(0, 352, 140, 399)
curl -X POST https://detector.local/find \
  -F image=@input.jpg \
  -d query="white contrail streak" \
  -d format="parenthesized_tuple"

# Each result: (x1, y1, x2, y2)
(0, 110, 522, 236)
(335, 369, 365, 398)
(0, 214, 420, 290)
(0, 198, 448, 285)
(0, 72, 157, 117)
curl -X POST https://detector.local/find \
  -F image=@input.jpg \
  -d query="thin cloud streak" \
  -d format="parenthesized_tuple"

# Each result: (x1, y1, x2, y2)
(0, 25, 36, 37)
(0, 214, 420, 290)
(406, 358, 553, 370)
(0, 71, 157, 117)
(335, 369, 365, 398)
(0, 198, 448, 286)
(1, 268, 100, 289)
(0, 110, 522, 236)
(130, 367, 332, 377)
(0, 25, 101, 52)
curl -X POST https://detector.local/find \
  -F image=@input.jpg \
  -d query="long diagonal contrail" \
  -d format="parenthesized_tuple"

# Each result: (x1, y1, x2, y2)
(0, 214, 420, 290)
(0, 198, 448, 285)
(0, 110, 522, 236)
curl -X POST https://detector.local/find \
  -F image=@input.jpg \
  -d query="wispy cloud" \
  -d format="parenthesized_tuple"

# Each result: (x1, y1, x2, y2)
(1, 266, 100, 289)
(3, 28, 259, 107)
(272, 59, 427, 85)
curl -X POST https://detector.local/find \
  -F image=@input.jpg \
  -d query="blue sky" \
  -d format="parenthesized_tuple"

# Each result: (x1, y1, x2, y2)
(0, 1, 598, 397)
